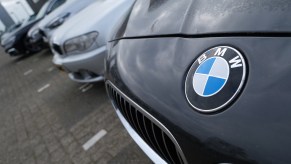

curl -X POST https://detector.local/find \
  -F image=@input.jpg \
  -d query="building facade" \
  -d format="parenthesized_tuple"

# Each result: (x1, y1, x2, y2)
(25, 0, 47, 13)
(0, 3, 14, 30)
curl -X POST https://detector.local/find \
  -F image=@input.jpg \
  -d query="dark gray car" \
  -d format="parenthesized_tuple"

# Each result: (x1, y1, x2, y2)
(105, 0, 291, 163)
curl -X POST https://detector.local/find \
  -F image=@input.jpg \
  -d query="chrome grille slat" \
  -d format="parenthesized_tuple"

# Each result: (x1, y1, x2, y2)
(154, 123, 175, 163)
(136, 110, 151, 145)
(129, 106, 141, 136)
(121, 96, 131, 125)
(127, 103, 138, 133)
(106, 82, 187, 164)
(162, 132, 175, 164)
(142, 115, 160, 155)
(151, 122, 171, 162)
(143, 115, 165, 158)
(177, 149, 183, 164)
(130, 107, 144, 138)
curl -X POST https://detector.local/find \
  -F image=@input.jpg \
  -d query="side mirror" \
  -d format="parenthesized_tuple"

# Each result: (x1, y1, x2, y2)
(46, 9, 51, 15)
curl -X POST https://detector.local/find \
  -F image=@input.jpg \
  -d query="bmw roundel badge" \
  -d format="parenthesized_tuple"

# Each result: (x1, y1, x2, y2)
(185, 46, 247, 113)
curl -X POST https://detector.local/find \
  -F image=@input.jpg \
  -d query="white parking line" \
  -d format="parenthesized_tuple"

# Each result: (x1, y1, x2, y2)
(79, 83, 90, 90)
(37, 84, 51, 93)
(23, 69, 33, 76)
(82, 84, 93, 93)
(47, 67, 55, 72)
(82, 129, 107, 151)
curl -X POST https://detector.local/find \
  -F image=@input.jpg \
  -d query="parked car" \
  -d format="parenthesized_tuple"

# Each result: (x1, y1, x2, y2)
(105, 0, 291, 163)
(25, 0, 66, 52)
(51, 0, 135, 83)
(0, 0, 65, 56)
(35, 0, 96, 44)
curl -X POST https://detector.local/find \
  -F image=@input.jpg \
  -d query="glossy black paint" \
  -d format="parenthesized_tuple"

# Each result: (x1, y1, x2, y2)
(106, 0, 291, 163)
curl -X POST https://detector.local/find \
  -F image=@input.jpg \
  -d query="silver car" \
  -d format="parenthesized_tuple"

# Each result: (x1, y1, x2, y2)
(51, 0, 135, 83)
(35, 0, 96, 43)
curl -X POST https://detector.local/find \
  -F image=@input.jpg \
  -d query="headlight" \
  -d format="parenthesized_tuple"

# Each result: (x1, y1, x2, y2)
(29, 29, 41, 41)
(64, 32, 99, 54)
(46, 13, 70, 29)
(31, 29, 40, 38)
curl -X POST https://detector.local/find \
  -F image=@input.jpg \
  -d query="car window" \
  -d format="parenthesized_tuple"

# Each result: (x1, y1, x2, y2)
(48, 0, 66, 14)
(35, 2, 50, 19)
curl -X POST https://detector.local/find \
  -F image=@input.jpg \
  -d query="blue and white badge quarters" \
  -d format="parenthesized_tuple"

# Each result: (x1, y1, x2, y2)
(193, 56, 229, 97)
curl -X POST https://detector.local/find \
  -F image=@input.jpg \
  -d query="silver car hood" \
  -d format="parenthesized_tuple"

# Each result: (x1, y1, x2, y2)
(51, 0, 135, 45)
(38, 0, 96, 30)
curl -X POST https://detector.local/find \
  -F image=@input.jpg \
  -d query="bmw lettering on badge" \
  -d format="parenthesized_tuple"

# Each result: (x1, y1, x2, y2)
(185, 46, 247, 113)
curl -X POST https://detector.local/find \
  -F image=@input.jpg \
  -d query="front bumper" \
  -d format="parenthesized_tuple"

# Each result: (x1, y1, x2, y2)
(53, 45, 107, 83)
(3, 43, 22, 56)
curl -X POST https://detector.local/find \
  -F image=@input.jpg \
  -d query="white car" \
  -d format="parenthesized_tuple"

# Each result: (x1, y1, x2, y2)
(51, 0, 135, 83)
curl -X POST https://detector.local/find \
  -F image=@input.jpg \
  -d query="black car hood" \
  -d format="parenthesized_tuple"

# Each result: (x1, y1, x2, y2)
(119, 0, 291, 38)
(1, 18, 40, 44)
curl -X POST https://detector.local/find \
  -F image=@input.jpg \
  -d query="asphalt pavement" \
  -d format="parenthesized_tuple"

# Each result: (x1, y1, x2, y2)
(0, 48, 151, 164)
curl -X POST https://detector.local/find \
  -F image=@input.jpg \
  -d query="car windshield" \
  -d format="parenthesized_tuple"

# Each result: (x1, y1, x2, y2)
(36, 2, 50, 20)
